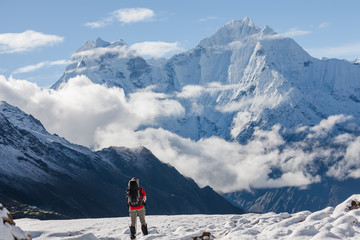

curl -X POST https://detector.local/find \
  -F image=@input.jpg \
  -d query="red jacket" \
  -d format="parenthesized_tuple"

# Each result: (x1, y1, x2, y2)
(129, 186, 146, 210)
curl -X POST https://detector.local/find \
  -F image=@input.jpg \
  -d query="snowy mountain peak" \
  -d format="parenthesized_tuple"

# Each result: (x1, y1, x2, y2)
(95, 37, 110, 48)
(76, 38, 128, 54)
(261, 25, 276, 36)
(199, 17, 261, 47)
(241, 16, 255, 27)
(76, 39, 96, 53)
(110, 39, 127, 47)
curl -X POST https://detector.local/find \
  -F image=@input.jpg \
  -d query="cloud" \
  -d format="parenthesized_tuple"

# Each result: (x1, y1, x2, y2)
(309, 114, 352, 138)
(0, 76, 358, 193)
(84, 20, 111, 29)
(306, 42, 360, 60)
(0, 75, 316, 191)
(72, 40, 182, 59)
(97, 124, 325, 192)
(72, 45, 134, 59)
(95, 125, 298, 192)
(0, 30, 63, 54)
(230, 111, 253, 138)
(13, 60, 72, 74)
(262, 26, 311, 40)
(130, 41, 183, 58)
(85, 8, 155, 28)
(282, 28, 311, 38)
(176, 82, 255, 99)
(334, 133, 355, 144)
(113, 8, 154, 24)
(0, 75, 184, 147)
(327, 136, 360, 179)
(318, 22, 330, 29)
(199, 16, 218, 22)
(176, 85, 205, 99)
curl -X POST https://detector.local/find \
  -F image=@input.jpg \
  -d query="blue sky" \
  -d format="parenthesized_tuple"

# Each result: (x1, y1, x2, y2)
(1, 0, 360, 87)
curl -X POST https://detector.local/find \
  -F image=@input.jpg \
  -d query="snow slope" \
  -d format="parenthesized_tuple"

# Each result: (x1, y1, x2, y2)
(16, 194, 360, 240)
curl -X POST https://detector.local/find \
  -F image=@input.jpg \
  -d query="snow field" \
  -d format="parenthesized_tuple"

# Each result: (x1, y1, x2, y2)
(15, 195, 360, 240)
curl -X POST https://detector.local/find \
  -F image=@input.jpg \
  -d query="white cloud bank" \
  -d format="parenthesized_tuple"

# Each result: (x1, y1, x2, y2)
(85, 8, 155, 28)
(0, 75, 358, 192)
(281, 28, 311, 38)
(309, 114, 353, 138)
(113, 8, 154, 24)
(72, 40, 182, 59)
(0, 75, 183, 147)
(327, 136, 360, 179)
(0, 30, 63, 54)
(130, 41, 183, 58)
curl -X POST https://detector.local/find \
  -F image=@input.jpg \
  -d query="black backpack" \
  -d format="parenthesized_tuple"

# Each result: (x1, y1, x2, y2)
(127, 180, 143, 207)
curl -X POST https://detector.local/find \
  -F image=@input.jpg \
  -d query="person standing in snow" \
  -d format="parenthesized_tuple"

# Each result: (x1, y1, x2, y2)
(126, 177, 148, 239)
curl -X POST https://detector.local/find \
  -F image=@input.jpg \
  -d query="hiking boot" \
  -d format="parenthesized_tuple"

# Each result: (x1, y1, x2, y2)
(141, 224, 148, 235)
(130, 226, 136, 239)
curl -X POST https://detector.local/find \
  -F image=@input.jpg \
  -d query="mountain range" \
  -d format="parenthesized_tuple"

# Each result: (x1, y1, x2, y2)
(53, 17, 360, 142)
(1, 17, 360, 215)
(0, 101, 242, 218)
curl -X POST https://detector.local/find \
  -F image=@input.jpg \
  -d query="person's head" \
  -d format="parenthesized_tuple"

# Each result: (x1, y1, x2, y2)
(129, 177, 140, 187)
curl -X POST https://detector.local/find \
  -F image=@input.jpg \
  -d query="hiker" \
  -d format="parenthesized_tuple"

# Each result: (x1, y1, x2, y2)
(126, 177, 148, 239)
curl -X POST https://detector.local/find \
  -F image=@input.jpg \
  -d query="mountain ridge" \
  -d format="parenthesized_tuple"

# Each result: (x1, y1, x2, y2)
(0, 100, 242, 218)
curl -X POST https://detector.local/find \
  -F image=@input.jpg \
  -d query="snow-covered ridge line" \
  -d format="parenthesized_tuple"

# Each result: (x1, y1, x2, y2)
(0, 100, 93, 156)
(0, 101, 47, 134)
(16, 194, 360, 240)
